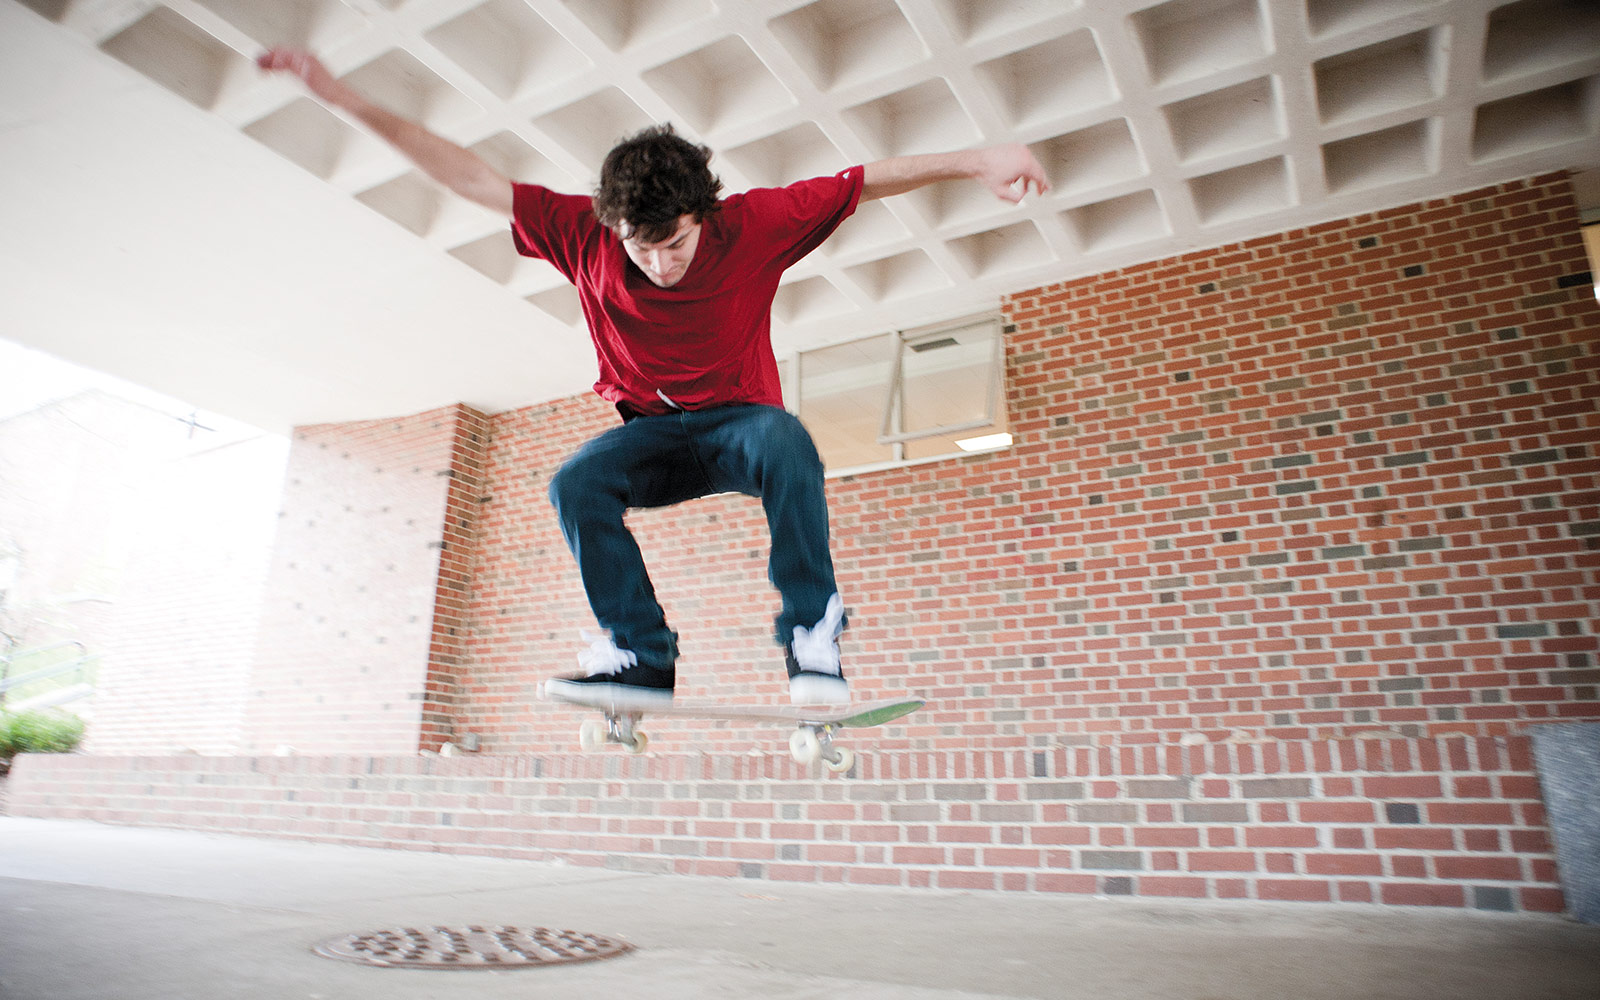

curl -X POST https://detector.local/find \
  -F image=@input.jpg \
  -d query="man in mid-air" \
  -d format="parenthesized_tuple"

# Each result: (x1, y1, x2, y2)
(260, 46, 1049, 708)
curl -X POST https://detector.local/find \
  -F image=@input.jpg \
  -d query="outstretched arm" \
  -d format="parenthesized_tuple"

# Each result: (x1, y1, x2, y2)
(860, 143, 1049, 203)
(257, 47, 514, 217)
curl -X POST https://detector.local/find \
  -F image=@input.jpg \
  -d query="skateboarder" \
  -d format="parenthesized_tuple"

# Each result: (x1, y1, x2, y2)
(259, 47, 1049, 709)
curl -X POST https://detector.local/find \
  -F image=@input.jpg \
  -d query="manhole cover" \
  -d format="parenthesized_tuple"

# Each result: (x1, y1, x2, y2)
(313, 926, 633, 969)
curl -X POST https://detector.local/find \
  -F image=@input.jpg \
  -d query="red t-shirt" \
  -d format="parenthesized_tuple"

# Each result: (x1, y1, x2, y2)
(510, 167, 864, 416)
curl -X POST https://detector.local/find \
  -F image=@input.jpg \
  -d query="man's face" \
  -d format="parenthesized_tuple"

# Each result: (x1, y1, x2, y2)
(621, 214, 702, 288)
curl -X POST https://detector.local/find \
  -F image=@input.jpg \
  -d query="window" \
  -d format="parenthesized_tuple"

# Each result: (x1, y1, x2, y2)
(785, 314, 1010, 476)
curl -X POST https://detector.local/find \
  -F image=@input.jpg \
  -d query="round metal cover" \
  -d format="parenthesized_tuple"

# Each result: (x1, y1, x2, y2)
(313, 925, 633, 969)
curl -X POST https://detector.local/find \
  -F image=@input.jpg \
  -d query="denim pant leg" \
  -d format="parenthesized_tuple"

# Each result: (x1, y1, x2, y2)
(547, 415, 709, 667)
(687, 405, 841, 644)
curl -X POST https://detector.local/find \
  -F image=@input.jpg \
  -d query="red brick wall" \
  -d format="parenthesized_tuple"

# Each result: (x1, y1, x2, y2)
(240, 404, 487, 754)
(5, 733, 1561, 912)
(456, 173, 1599, 754)
(992, 173, 1600, 745)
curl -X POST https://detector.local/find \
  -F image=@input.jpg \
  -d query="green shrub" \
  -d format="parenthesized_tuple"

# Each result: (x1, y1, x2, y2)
(0, 710, 87, 760)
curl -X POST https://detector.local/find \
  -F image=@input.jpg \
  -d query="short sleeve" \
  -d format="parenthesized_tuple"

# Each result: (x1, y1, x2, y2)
(735, 166, 864, 271)
(509, 183, 597, 282)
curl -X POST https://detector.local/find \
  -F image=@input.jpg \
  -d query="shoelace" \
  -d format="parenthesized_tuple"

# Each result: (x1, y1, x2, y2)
(578, 631, 638, 677)
(790, 593, 845, 675)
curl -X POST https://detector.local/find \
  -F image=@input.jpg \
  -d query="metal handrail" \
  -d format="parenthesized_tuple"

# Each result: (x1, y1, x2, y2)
(0, 639, 88, 667)
(0, 657, 95, 694)
(0, 641, 93, 706)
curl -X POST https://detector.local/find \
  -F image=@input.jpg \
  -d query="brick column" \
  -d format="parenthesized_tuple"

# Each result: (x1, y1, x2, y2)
(242, 404, 490, 754)
(420, 406, 490, 751)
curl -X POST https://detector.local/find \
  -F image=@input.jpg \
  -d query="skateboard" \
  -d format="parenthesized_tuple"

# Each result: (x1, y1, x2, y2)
(540, 687, 924, 772)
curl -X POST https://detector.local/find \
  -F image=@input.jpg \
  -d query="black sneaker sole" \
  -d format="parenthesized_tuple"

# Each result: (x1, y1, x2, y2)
(545, 676, 675, 711)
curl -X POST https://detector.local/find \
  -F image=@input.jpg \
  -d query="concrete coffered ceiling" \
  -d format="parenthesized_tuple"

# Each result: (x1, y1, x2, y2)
(2, 0, 1597, 433)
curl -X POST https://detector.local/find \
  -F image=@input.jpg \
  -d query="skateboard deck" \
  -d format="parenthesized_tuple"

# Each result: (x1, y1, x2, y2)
(541, 687, 924, 772)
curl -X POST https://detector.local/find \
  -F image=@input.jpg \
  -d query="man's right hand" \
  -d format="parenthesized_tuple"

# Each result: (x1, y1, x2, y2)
(257, 47, 353, 108)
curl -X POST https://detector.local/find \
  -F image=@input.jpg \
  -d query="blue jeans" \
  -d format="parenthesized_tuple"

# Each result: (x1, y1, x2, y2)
(548, 404, 839, 668)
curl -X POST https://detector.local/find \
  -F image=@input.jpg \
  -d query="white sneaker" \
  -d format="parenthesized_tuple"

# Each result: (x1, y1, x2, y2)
(785, 595, 849, 705)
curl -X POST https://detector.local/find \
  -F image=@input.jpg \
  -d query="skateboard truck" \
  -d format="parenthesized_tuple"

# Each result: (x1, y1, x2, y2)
(788, 722, 854, 773)
(579, 711, 650, 755)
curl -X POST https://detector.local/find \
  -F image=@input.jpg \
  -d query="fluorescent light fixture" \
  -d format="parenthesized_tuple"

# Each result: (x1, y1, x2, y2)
(955, 432, 1013, 452)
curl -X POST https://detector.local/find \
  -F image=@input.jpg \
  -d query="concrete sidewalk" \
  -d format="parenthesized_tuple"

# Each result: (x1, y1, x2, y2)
(1, 817, 1596, 1000)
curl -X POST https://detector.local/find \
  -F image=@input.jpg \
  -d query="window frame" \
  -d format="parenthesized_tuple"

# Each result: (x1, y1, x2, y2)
(876, 315, 1006, 447)
(783, 312, 1011, 479)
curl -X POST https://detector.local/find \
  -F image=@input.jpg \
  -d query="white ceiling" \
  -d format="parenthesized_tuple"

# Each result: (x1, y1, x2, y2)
(2, 0, 1597, 434)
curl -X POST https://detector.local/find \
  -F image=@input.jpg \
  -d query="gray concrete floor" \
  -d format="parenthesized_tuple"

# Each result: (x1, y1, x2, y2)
(1, 816, 1596, 1000)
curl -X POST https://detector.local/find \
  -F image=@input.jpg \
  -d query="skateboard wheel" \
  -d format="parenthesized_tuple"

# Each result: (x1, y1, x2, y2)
(578, 720, 604, 753)
(789, 728, 822, 764)
(825, 747, 855, 774)
(625, 731, 649, 754)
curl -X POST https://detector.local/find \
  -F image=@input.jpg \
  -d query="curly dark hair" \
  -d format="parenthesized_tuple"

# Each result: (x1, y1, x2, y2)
(592, 123, 723, 244)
